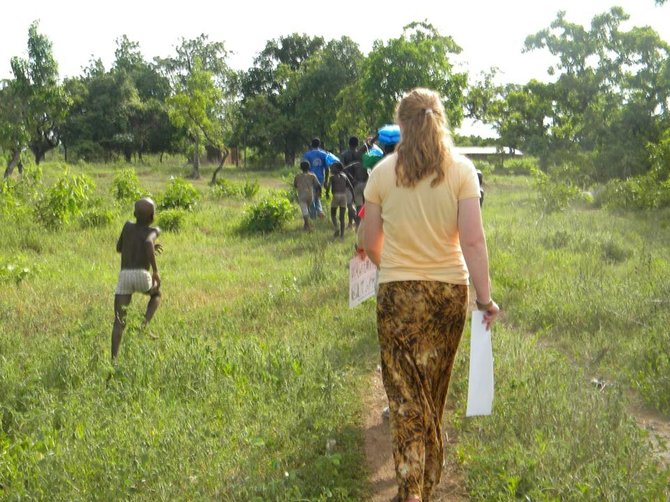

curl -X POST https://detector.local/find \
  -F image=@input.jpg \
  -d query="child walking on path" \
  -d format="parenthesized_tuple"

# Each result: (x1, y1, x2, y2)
(327, 161, 354, 238)
(293, 160, 321, 230)
(111, 197, 163, 359)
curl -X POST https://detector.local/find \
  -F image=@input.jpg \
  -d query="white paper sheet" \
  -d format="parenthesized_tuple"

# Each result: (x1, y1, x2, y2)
(348, 255, 377, 308)
(466, 310, 494, 416)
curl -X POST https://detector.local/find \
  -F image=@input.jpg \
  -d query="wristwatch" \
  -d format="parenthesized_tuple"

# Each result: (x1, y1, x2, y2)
(475, 298, 494, 311)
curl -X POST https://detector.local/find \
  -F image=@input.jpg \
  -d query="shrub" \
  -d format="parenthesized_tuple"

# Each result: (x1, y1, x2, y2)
(241, 179, 260, 199)
(158, 178, 200, 211)
(111, 169, 146, 201)
(34, 169, 95, 229)
(211, 178, 241, 198)
(0, 167, 42, 215)
(597, 174, 670, 210)
(497, 157, 537, 176)
(241, 194, 293, 232)
(79, 207, 115, 229)
(157, 208, 186, 232)
(211, 178, 260, 200)
(473, 160, 495, 177)
(532, 168, 581, 213)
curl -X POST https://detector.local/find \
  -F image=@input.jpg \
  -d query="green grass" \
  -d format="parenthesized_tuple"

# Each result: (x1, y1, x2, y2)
(1, 161, 669, 500)
(446, 175, 670, 500)
(1, 160, 377, 500)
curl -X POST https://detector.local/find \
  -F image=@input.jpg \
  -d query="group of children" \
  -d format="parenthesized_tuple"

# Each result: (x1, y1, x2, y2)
(294, 135, 378, 238)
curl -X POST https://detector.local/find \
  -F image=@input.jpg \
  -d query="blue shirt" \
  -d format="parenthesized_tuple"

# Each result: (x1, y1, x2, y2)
(302, 148, 330, 184)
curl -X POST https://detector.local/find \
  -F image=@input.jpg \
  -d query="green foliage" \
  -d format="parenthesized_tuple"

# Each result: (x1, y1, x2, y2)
(633, 331, 670, 413)
(241, 193, 293, 232)
(532, 167, 582, 213)
(7, 21, 70, 163)
(78, 206, 115, 228)
(472, 160, 494, 177)
(3, 163, 670, 500)
(34, 169, 95, 229)
(597, 175, 670, 210)
(110, 168, 146, 201)
(0, 165, 42, 216)
(521, 9, 670, 179)
(156, 208, 186, 232)
(0, 261, 33, 285)
(497, 157, 537, 176)
(361, 21, 467, 127)
(211, 177, 239, 197)
(241, 179, 260, 199)
(158, 177, 200, 210)
(211, 178, 259, 200)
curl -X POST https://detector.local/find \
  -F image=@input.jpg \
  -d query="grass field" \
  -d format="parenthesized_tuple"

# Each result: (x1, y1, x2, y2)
(1, 160, 669, 500)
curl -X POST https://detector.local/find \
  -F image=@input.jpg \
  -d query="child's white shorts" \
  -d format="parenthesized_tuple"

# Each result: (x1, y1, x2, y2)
(115, 269, 152, 295)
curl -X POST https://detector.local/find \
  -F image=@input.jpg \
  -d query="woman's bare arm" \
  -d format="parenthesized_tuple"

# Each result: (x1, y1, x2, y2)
(363, 202, 384, 266)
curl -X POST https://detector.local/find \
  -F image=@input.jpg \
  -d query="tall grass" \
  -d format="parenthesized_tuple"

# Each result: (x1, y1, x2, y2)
(1, 162, 669, 500)
(445, 175, 670, 500)
(0, 161, 377, 500)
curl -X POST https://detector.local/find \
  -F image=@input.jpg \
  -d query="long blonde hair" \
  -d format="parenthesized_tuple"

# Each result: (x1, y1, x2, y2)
(394, 88, 454, 188)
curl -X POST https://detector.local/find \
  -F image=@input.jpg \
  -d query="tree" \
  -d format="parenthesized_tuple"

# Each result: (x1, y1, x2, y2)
(360, 21, 467, 130)
(159, 35, 231, 177)
(0, 81, 30, 177)
(238, 34, 326, 165)
(166, 59, 222, 179)
(9, 21, 70, 164)
(298, 37, 364, 152)
(61, 66, 142, 162)
(523, 8, 670, 179)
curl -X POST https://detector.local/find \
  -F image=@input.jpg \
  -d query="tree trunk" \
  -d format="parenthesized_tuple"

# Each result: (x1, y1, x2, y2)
(191, 136, 201, 179)
(3, 149, 21, 178)
(284, 150, 295, 166)
(210, 149, 230, 185)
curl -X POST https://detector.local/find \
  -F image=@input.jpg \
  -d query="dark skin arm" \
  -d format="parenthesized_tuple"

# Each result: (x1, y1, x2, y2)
(116, 223, 127, 253)
(324, 168, 330, 196)
(346, 175, 354, 195)
(145, 229, 161, 288)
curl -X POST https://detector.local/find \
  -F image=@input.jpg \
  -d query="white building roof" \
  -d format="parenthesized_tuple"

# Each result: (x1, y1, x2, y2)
(453, 146, 523, 156)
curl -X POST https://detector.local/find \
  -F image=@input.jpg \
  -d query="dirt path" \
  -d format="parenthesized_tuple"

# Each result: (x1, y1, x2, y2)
(363, 366, 468, 502)
(628, 397, 670, 468)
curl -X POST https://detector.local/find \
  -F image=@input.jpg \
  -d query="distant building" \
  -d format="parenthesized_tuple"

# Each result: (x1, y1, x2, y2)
(453, 146, 523, 163)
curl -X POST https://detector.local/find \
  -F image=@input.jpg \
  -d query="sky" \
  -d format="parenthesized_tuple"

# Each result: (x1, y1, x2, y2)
(2, 0, 669, 136)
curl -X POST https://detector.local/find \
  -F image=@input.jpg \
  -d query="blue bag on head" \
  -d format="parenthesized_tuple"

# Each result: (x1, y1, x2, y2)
(377, 124, 401, 146)
(325, 152, 340, 167)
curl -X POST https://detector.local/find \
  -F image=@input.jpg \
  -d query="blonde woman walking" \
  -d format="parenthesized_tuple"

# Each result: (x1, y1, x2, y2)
(364, 88, 499, 502)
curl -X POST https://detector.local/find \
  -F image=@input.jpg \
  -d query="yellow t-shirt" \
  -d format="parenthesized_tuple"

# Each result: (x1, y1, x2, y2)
(363, 151, 480, 285)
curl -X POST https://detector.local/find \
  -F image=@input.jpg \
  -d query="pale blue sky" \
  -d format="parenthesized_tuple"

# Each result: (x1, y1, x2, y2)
(3, 0, 669, 135)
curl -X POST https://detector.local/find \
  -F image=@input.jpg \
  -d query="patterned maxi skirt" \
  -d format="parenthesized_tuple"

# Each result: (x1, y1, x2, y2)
(376, 280, 468, 502)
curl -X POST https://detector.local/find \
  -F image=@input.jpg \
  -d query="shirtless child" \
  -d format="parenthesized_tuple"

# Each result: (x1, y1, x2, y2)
(326, 162, 354, 238)
(111, 197, 162, 359)
(294, 160, 321, 230)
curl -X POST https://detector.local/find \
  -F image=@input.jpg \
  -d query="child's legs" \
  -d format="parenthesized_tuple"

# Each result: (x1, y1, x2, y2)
(143, 287, 161, 326)
(330, 206, 338, 227)
(112, 294, 132, 359)
(314, 196, 324, 216)
(338, 206, 345, 235)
